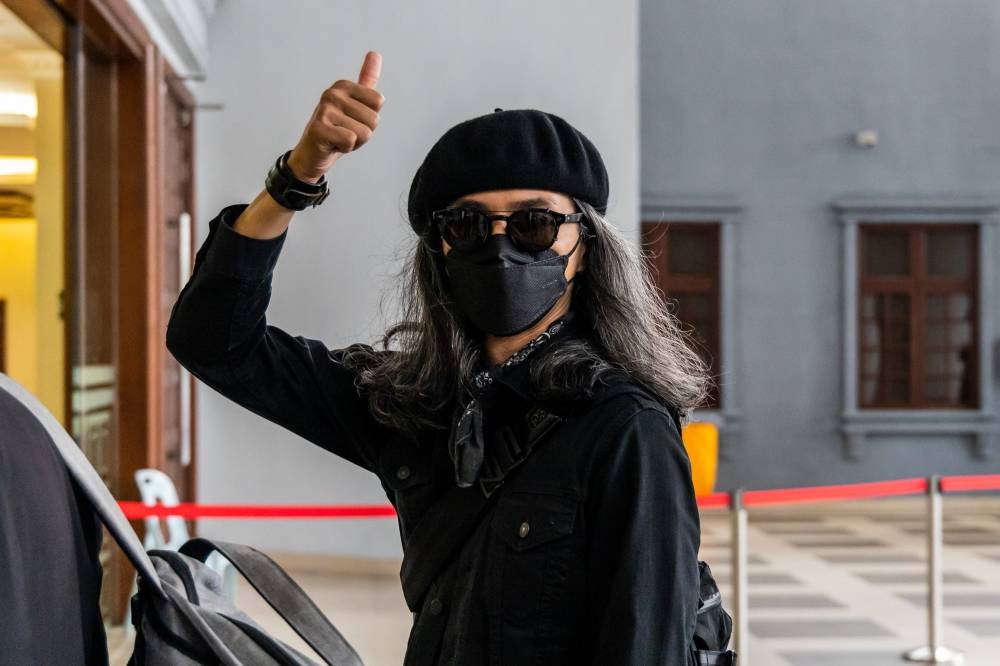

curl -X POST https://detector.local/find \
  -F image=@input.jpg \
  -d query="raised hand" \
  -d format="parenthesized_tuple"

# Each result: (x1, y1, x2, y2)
(287, 51, 384, 183)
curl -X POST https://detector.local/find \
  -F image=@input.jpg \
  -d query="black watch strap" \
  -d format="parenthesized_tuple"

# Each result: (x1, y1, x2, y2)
(265, 150, 330, 211)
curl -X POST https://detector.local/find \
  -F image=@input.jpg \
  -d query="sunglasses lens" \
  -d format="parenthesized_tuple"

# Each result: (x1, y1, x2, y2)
(508, 210, 558, 252)
(436, 208, 488, 251)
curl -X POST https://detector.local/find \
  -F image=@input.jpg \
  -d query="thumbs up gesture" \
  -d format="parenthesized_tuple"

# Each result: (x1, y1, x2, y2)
(287, 51, 384, 183)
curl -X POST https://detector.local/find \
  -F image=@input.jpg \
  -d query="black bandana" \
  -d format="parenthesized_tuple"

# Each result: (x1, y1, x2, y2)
(447, 317, 572, 488)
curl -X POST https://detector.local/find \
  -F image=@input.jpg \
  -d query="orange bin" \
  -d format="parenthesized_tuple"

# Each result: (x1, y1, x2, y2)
(681, 421, 718, 497)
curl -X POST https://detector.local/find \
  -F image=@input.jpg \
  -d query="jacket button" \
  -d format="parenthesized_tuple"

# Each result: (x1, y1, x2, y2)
(518, 521, 530, 538)
(396, 466, 411, 481)
(428, 598, 443, 616)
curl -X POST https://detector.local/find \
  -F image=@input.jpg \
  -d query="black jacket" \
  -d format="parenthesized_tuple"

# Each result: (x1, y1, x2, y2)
(166, 204, 702, 665)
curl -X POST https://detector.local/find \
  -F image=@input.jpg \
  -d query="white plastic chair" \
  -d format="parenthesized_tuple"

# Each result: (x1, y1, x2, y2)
(124, 469, 238, 630)
(134, 468, 238, 600)
(135, 468, 189, 551)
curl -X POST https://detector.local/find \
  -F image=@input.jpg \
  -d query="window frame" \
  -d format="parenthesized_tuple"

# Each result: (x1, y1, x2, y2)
(641, 220, 722, 409)
(836, 199, 999, 459)
(641, 197, 743, 450)
(857, 223, 980, 409)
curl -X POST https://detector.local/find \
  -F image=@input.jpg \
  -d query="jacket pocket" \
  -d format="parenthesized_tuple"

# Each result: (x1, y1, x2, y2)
(376, 441, 434, 537)
(377, 441, 432, 493)
(488, 491, 579, 628)
(492, 492, 577, 551)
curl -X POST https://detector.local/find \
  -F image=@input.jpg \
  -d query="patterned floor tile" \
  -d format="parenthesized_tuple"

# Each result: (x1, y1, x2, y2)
(700, 539, 732, 548)
(898, 525, 997, 535)
(788, 538, 887, 548)
(816, 552, 923, 564)
(756, 525, 855, 535)
(781, 652, 909, 666)
(897, 592, 1000, 607)
(750, 515, 833, 523)
(698, 553, 768, 566)
(750, 619, 894, 638)
(713, 571, 802, 585)
(749, 593, 845, 609)
(950, 618, 1000, 638)
(854, 571, 978, 585)
(944, 534, 1000, 546)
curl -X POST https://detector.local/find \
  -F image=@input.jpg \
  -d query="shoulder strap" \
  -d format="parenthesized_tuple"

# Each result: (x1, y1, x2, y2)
(0, 373, 166, 599)
(180, 538, 363, 666)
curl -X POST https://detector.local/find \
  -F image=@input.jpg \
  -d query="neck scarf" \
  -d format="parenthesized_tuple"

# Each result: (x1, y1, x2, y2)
(447, 317, 571, 488)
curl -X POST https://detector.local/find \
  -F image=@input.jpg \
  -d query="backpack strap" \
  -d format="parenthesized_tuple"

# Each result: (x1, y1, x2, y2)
(180, 538, 363, 666)
(0, 372, 166, 599)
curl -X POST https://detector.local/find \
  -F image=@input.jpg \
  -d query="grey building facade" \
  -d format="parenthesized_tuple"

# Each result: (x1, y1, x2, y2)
(640, 1, 1000, 489)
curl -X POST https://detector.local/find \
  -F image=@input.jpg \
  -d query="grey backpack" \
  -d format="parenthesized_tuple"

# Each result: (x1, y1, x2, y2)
(0, 372, 363, 666)
(128, 539, 363, 666)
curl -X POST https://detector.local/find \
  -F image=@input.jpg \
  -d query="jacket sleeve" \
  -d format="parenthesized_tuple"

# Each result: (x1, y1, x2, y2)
(165, 203, 385, 472)
(585, 406, 702, 666)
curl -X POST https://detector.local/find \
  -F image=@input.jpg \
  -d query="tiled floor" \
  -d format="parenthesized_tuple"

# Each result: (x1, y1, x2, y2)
(108, 498, 1000, 665)
(699, 498, 1000, 666)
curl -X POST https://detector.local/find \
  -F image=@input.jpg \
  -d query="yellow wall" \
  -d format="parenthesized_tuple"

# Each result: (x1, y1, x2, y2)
(0, 220, 38, 393)
(34, 76, 65, 420)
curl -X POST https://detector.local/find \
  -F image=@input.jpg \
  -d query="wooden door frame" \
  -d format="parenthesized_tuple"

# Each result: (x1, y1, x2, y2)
(163, 69, 199, 502)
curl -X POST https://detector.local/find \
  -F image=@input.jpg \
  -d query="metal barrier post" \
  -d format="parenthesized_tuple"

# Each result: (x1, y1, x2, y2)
(730, 488, 749, 664)
(903, 475, 963, 664)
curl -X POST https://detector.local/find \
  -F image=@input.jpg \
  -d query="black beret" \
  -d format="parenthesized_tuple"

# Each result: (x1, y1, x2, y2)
(407, 108, 609, 241)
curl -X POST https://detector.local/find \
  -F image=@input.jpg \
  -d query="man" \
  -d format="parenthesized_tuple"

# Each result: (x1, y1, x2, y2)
(167, 51, 712, 665)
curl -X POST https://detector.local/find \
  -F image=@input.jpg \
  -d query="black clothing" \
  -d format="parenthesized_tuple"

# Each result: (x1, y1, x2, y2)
(0, 382, 107, 666)
(165, 204, 702, 665)
(448, 315, 572, 487)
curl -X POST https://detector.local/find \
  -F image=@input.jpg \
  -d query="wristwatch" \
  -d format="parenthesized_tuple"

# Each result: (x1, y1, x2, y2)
(265, 150, 330, 210)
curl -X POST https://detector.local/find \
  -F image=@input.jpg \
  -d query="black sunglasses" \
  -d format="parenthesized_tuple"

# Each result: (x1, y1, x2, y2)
(430, 206, 585, 253)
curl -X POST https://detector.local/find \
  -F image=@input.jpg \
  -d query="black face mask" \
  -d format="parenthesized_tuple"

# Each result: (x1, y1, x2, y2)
(443, 231, 584, 337)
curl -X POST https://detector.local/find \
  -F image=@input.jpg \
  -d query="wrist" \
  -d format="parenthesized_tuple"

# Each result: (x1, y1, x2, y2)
(285, 150, 325, 184)
(265, 150, 330, 211)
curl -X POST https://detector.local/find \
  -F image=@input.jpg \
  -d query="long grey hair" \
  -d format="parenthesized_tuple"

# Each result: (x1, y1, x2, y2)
(343, 198, 714, 433)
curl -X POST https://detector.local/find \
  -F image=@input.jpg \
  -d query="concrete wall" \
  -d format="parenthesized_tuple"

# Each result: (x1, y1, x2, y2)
(194, 0, 639, 557)
(641, 0, 1000, 488)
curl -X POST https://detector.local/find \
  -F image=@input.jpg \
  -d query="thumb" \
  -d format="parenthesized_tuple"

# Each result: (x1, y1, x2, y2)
(358, 50, 382, 89)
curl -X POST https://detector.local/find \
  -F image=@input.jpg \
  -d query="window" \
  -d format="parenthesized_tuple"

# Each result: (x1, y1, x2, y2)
(641, 221, 721, 408)
(859, 224, 979, 409)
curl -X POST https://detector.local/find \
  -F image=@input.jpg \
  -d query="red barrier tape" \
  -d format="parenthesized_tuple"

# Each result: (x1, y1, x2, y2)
(118, 502, 397, 520)
(116, 474, 1000, 520)
(742, 477, 930, 508)
(941, 474, 1000, 493)
(697, 493, 731, 510)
